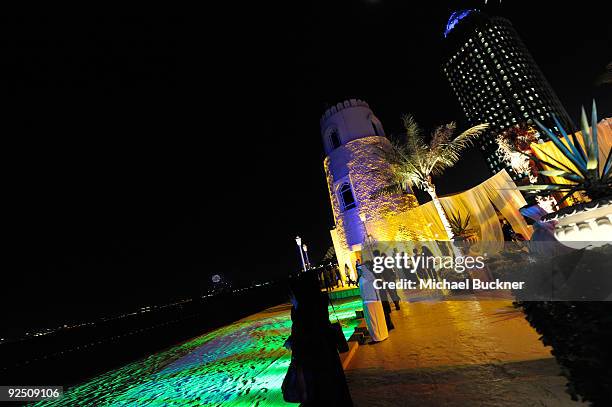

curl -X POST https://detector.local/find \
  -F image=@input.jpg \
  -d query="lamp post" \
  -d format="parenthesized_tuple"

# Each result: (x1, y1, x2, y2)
(302, 244, 311, 270)
(359, 213, 375, 259)
(359, 213, 371, 245)
(359, 213, 368, 234)
(295, 236, 306, 272)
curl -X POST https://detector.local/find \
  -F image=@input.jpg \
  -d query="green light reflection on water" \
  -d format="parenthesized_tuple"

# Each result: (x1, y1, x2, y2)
(33, 298, 363, 407)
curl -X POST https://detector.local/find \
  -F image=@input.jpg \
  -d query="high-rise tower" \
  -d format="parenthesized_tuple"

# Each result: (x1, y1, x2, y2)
(321, 99, 418, 257)
(442, 10, 572, 180)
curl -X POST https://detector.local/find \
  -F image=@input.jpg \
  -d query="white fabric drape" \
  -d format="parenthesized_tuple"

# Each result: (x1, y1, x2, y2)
(364, 170, 530, 254)
(440, 170, 531, 253)
(483, 170, 531, 239)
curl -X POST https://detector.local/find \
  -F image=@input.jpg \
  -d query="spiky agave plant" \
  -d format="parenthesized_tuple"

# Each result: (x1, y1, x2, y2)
(448, 211, 477, 240)
(518, 100, 612, 204)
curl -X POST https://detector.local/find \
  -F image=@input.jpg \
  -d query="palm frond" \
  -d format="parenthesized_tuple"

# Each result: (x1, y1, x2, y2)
(436, 123, 489, 167)
(430, 122, 456, 149)
(376, 114, 487, 197)
(451, 122, 489, 150)
(456, 122, 490, 140)
(401, 114, 422, 146)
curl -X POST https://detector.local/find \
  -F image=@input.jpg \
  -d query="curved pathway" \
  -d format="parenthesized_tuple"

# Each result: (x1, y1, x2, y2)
(346, 300, 584, 406)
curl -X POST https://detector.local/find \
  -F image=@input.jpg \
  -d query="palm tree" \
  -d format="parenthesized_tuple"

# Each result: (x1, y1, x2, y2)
(374, 114, 488, 239)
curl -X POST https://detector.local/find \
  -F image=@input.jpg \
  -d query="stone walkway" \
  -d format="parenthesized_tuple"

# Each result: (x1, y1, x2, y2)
(345, 299, 585, 406)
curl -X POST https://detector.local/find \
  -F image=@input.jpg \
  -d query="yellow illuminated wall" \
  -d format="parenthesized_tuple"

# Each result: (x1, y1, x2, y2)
(324, 135, 419, 252)
(330, 170, 531, 262)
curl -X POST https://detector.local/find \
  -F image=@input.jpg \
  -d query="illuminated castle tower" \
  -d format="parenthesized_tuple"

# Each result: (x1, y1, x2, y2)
(321, 99, 419, 262)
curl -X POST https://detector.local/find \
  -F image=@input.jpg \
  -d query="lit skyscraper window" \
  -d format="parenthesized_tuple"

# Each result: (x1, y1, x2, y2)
(442, 10, 572, 180)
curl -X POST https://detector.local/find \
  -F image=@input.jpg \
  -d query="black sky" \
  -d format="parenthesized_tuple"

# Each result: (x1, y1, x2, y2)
(3, 3, 611, 332)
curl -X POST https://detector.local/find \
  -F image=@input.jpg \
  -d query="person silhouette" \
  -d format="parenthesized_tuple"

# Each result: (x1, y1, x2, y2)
(372, 250, 395, 330)
(356, 259, 389, 343)
(283, 273, 353, 405)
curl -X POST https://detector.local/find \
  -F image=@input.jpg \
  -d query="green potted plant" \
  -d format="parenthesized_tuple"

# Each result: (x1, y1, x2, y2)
(447, 211, 477, 242)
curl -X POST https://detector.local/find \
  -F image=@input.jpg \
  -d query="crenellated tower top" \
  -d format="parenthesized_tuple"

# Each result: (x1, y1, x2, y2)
(320, 98, 385, 157)
(320, 99, 370, 123)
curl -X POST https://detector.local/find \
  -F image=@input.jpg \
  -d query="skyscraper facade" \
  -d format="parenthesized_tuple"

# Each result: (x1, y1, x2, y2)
(442, 10, 572, 180)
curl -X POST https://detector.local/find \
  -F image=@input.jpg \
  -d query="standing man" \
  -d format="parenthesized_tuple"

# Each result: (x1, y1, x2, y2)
(380, 252, 401, 310)
(344, 264, 355, 286)
(372, 250, 395, 330)
(324, 266, 333, 290)
(335, 265, 344, 288)
(420, 245, 437, 281)
(356, 259, 388, 343)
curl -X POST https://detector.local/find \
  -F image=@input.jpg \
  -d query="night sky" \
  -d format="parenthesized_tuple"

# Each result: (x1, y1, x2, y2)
(3, 3, 610, 333)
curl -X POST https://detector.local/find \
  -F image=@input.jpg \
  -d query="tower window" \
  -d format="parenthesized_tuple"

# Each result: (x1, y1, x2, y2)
(338, 183, 356, 211)
(328, 129, 341, 150)
(372, 121, 382, 137)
